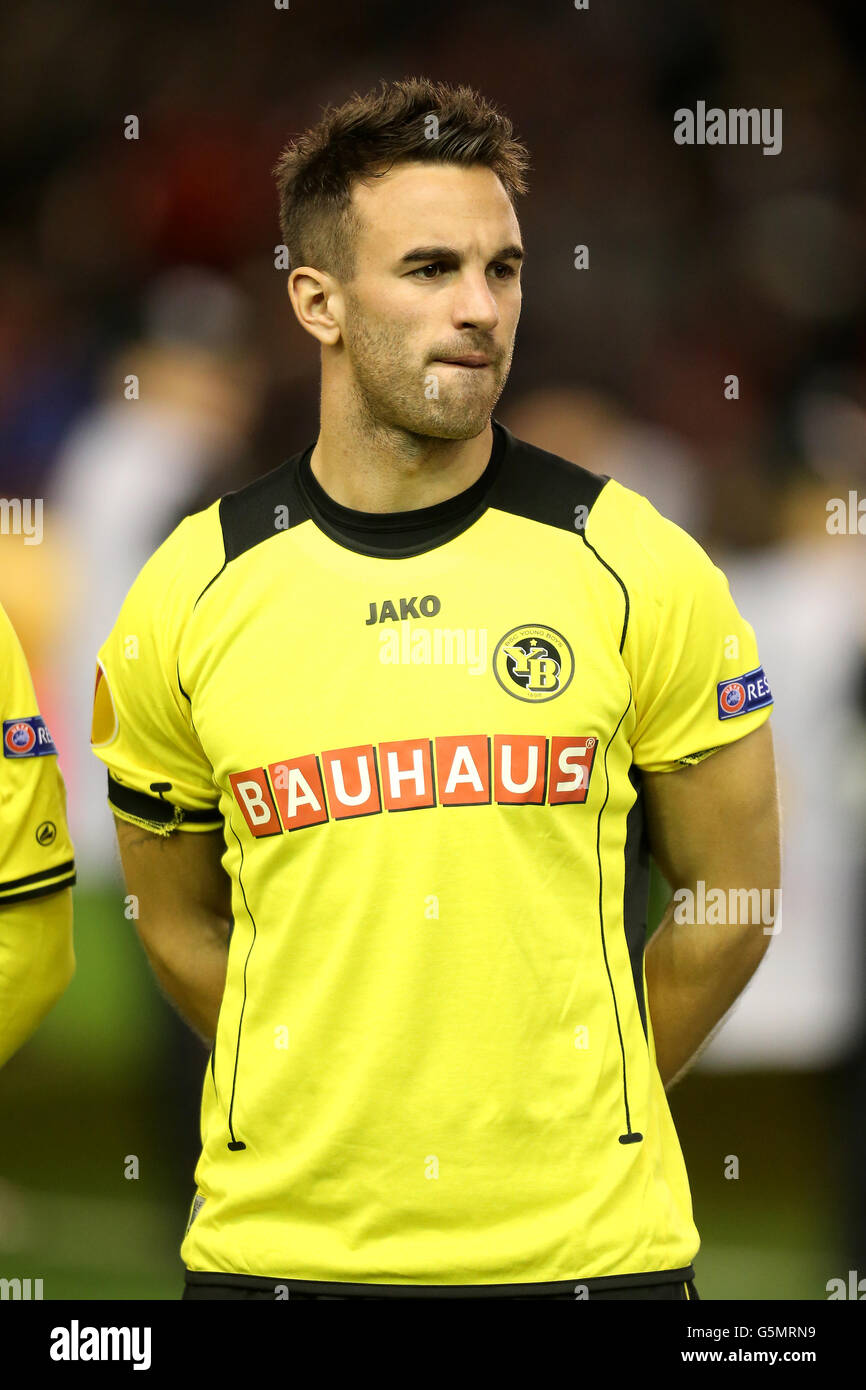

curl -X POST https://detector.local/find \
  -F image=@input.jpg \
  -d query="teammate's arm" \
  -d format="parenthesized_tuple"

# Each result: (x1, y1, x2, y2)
(642, 720, 781, 1091)
(112, 818, 232, 1047)
(0, 888, 75, 1068)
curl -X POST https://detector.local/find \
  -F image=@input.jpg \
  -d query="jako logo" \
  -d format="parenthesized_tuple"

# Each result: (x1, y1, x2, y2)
(49, 1320, 151, 1370)
(230, 733, 598, 835)
(674, 102, 782, 156)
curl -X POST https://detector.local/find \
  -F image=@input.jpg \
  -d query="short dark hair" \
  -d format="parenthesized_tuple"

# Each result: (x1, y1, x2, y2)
(273, 76, 530, 281)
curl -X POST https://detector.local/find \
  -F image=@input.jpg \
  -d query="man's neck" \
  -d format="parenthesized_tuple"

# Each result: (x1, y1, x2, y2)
(308, 413, 495, 514)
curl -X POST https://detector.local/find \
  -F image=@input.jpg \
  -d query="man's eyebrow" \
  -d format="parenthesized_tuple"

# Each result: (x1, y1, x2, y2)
(398, 244, 525, 265)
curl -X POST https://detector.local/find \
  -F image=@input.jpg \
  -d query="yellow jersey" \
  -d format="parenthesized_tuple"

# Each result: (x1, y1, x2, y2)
(1, 602, 76, 906)
(90, 419, 773, 1295)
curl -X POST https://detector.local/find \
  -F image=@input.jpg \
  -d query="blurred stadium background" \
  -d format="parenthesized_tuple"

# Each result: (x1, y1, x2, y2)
(1, 0, 865, 1299)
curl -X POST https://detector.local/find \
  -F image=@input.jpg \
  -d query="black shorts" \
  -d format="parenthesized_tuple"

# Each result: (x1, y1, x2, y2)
(182, 1277, 700, 1301)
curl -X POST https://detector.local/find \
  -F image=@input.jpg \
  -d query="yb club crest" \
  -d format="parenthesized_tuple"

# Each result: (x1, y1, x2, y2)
(493, 624, 575, 703)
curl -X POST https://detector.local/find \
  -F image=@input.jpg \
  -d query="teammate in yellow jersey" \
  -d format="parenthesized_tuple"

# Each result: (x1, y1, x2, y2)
(90, 78, 780, 1300)
(0, 601, 76, 1067)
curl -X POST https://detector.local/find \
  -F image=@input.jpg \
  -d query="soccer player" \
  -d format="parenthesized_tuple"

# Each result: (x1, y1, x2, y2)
(90, 78, 780, 1300)
(1, 601, 76, 1067)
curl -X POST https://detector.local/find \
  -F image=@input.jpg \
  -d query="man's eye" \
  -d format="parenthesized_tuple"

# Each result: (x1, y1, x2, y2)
(411, 263, 444, 279)
(408, 261, 517, 280)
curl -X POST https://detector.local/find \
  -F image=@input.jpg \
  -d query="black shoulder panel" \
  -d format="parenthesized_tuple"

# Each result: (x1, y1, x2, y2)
(192, 449, 314, 609)
(219, 448, 313, 564)
(486, 423, 610, 533)
(489, 424, 629, 652)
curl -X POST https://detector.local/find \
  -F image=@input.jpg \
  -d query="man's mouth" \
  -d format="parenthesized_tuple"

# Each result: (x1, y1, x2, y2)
(435, 355, 492, 368)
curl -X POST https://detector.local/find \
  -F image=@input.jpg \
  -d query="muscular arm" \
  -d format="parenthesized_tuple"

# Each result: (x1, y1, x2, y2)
(642, 720, 781, 1091)
(0, 887, 75, 1068)
(113, 819, 232, 1047)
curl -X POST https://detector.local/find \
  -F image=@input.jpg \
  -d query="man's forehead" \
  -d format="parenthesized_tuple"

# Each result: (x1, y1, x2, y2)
(351, 162, 518, 246)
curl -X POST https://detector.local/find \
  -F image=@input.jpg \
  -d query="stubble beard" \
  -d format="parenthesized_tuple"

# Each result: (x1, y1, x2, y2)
(342, 299, 512, 443)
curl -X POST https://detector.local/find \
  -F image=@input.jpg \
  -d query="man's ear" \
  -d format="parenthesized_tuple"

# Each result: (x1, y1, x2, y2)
(288, 267, 343, 348)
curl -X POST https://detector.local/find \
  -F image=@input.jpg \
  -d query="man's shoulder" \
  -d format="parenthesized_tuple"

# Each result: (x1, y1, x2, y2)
(491, 423, 610, 534)
(217, 451, 308, 564)
(126, 498, 226, 614)
(585, 475, 718, 597)
(0, 601, 36, 707)
(0, 601, 21, 663)
(495, 422, 705, 579)
(124, 449, 311, 624)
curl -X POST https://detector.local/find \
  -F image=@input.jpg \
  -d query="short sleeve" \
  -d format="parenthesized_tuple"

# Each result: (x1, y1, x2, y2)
(90, 512, 224, 836)
(607, 488, 774, 773)
(0, 604, 77, 902)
